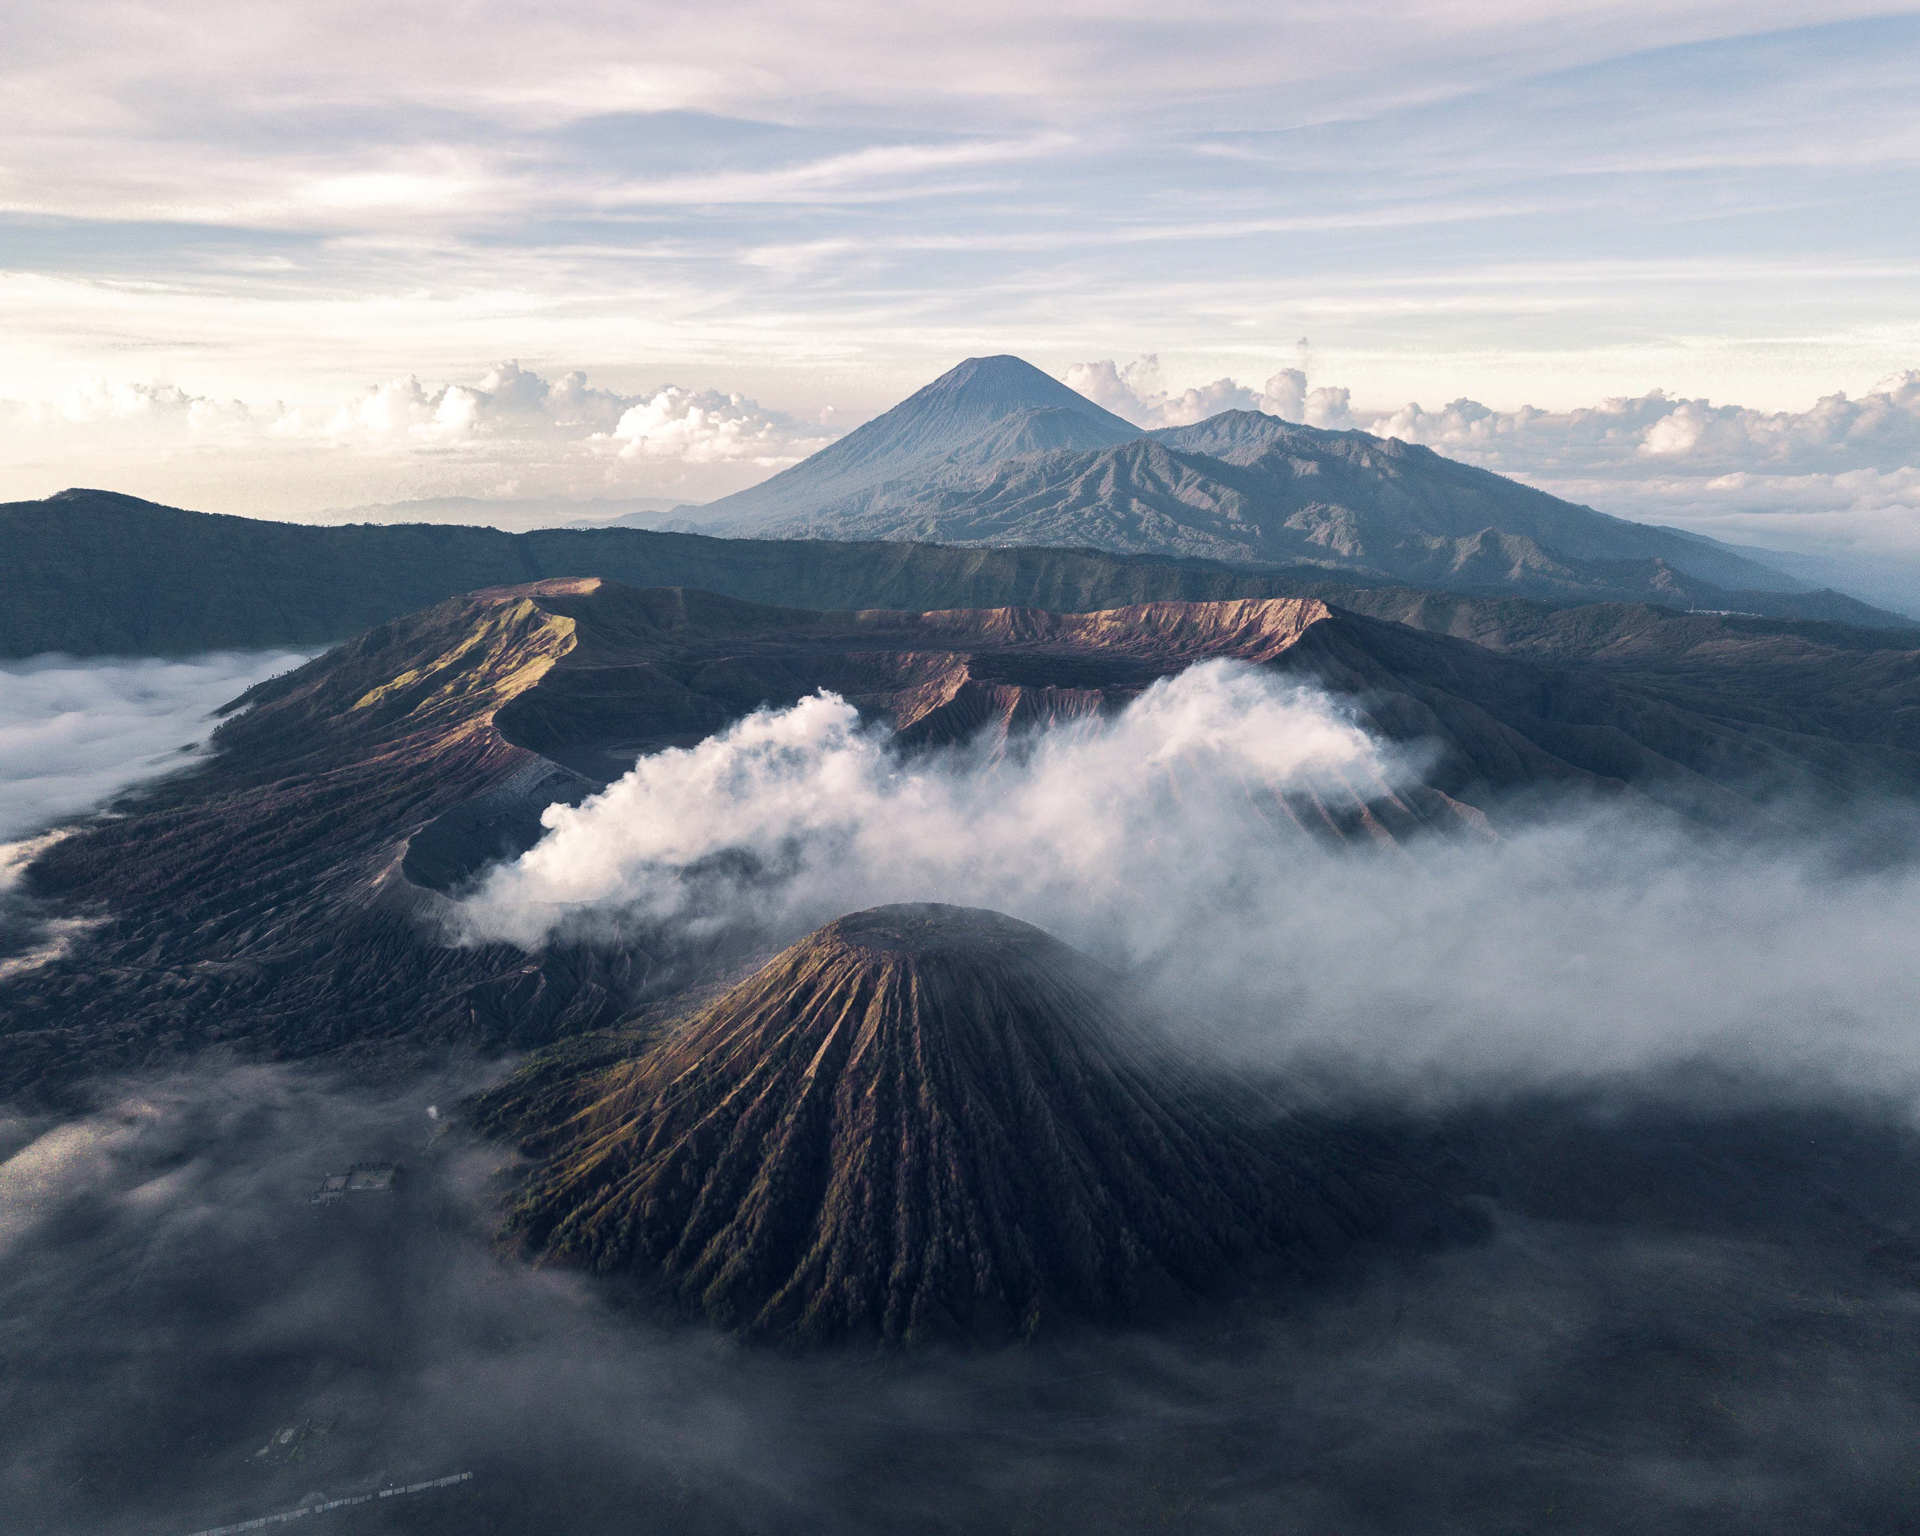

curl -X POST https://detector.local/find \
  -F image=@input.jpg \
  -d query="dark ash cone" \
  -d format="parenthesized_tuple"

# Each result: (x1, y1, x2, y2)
(482, 903, 1444, 1345)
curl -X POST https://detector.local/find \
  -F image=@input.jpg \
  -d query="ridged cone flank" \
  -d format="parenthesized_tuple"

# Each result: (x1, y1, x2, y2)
(493, 904, 1434, 1345)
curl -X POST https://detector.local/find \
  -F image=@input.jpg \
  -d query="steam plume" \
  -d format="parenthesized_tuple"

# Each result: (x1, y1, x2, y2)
(459, 659, 1920, 1103)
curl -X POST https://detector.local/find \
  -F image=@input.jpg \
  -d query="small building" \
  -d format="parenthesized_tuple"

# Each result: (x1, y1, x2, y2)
(345, 1162, 397, 1193)
(311, 1162, 398, 1202)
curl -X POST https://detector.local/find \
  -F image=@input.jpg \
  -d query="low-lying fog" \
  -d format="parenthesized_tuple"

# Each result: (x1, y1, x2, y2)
(0, 650, 310, 844)
(0, 648, 312, 978)
(7, 1062, 1920, 1536)
(8, 654, 1920, 1533)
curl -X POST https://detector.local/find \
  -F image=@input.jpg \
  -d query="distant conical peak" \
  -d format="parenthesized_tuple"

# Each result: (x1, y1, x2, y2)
(911, 354, 1108, 410)
(942, 354, 1047, 382)
(698, 353, 1137, 526)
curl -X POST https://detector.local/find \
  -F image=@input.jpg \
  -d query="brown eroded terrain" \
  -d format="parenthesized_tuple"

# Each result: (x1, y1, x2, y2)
(6, 576, 1916, 1100)
(469, 903, 1452, 1345)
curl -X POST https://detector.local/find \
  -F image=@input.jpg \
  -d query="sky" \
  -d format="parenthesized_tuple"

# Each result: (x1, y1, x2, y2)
(2, 1, 1917, 560)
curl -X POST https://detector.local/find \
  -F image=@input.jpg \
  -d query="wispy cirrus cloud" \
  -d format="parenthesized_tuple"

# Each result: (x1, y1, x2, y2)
(594, 136, 1071, 209)
(3, 7, 1918, 455)
(1, 5, 1916, 559)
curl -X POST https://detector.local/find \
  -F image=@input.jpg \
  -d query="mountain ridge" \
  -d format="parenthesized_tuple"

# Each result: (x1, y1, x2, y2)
(713, 391, 1817, 605)
(11, 487, 1906, 663)
(680, 356, 1857, 614)
(7, 577, 1920, 1103)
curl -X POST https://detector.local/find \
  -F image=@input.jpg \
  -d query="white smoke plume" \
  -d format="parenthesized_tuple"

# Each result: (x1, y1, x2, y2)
(458, 658, 1920, 1104)
(460, 659, 1404, 951)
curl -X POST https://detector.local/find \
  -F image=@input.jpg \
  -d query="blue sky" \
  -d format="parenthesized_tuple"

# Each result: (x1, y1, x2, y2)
(1, 1, 1916, 546)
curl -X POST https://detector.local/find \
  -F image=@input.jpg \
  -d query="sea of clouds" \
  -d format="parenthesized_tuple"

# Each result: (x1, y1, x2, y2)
(11, 1054, 1919, 1536)
(0, 649, 311, 845)
(0, 648, 311, 976)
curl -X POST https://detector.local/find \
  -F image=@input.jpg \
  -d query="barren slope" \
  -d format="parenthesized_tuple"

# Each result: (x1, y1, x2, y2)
(6, 578, 1916, 1100)
(472, 904, 1445, 1344)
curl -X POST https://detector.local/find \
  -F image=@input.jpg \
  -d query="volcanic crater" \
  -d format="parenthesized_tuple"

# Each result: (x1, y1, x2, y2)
(471, 902, 1456, 1346)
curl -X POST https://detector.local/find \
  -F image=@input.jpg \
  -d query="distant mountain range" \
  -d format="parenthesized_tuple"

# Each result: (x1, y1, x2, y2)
(697, 355, 1872, 613)
(302, 494, 695, 534)
(3, 481, 1907, 662)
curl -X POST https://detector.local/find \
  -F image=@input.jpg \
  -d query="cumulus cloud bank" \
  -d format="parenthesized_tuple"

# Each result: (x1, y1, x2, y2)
(1367, 370, 1920, 478)
(0, 362, 835, 511)
(457, 657, 1920, 1104)
(1067, 355, 1355, 431)
(1079, 354, 1920, 478)
(287, 361, 828, 468)
(8, 378, 255, 434)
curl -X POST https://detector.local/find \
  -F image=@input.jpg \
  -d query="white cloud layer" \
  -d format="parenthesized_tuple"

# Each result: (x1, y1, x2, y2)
(0, 649, 311, 843)
(16, 378, 255, 432)
(599, 386, 832, 465)
(1068, 356, 1357, 431)
(282, 362, 826, 465)
(0, 648, 313, 980)
(0, 363, 834, 511)
(1366, 370, 1920, 478)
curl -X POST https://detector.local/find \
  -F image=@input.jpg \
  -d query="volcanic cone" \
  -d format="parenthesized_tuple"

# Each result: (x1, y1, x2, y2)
(493, 904, 1440, 1344)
